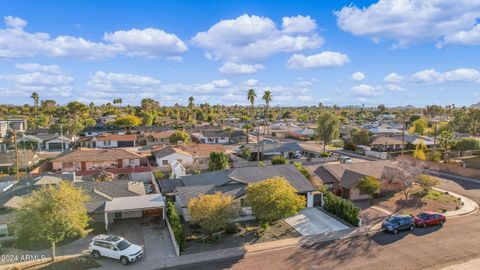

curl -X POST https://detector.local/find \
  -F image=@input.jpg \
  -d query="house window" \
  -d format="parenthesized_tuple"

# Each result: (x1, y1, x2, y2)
(62, 162, 73, 169)
(177, 159, 182, 163)
(129, 159, 136, 164)
(104, 140, 111, 146)
(162, 160, 169, 166)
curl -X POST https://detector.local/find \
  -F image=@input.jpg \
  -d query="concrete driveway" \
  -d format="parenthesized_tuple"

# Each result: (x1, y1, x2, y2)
(284, 207, 349, 236)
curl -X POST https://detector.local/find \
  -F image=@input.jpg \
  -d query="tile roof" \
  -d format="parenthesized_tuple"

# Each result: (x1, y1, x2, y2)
(53, 148, 142, 163)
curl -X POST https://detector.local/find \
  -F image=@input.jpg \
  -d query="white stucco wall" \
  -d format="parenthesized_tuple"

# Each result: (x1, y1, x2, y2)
(156, 153, 193, 167)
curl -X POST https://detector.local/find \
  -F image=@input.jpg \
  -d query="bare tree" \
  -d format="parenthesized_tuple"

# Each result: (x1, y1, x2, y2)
(382, 159, 424, 201)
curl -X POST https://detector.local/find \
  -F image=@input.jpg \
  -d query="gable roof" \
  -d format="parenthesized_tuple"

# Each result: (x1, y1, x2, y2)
(171, 164, 316, 207)
(321, 161, 391, 188)
(153, 146, 193, 159)
(177, 144, 227, 158)
(53, 148, 142, 163)
(370, 136, 403, 146)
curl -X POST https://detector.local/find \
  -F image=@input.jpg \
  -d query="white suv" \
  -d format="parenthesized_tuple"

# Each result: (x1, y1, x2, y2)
(89, 234, 144, 265)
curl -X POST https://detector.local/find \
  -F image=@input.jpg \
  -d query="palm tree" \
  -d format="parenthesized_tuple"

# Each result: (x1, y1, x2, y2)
(262, 90, 272, 135)
(438, 130, 454, 163)
(31, 92, 39, 118)
(244, 123, 253, 144)
(188, 96, 194, 108)
(247, 89, 256, 118)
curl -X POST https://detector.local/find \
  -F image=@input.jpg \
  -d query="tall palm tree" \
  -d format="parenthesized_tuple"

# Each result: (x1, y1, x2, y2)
(247, 89, 256, 118)
(438, 130, 454, 163)
(244, 123, 253, 144)
(188, 96, 194, 108)
(262, 90, 272, 135)
(31, 92, 39, 118)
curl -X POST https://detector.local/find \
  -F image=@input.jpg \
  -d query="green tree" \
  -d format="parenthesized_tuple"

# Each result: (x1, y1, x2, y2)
(247, 88, 256, 117)
(271, 155, 287, 165)
(31, 92, 39, 118)
(246, 177, 305, 223)
(351, 128, 370, 146)
(241, 147, 251, 160)
(357, 176, 381, 205)
(315, 111, 340, 152)
(188, 192, 236, 234)
(167, 201, 185, 250)
(208, 152, 230, 171)
(454, 138, 480, 152)
(15, 182, 89, 261)
(243, 123, 253, 144)
(438, 130, 454, 162)
(262, 90, 272, 134)
(111, 115, 142, 127)
(66, 101, 89, 134)
(410, 118, 428, 135)
(169, 130, 191, 144)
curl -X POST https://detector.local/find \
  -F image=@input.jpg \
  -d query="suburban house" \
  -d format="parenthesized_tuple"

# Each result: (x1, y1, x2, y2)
(289, 128, 315, 140)
(243, 141, 305, 160)
(50, 148, 153, 182)
(75, 180, 165, 230)
(314, 161, 400, 200)
(18, 134, 75, 152)
(369, 136, 404, 152)
(81, 127, 127, 137)
(154, 146, 194, 168)
(81, 134, 137, 148)
(363, 124, 403, 136)
(143, 131, 173, 146)
(195, 129, 246, 144)
(159, 164, 318, 221)
(153, 144, 227, 170)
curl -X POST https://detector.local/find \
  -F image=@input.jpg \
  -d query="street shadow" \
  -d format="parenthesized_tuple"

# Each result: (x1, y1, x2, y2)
(430, 171, 480, 191)
(372, 225, 442, 246)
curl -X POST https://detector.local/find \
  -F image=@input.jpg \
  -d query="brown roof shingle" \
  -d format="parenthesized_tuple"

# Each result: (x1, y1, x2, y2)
(53, 148, 142, 163)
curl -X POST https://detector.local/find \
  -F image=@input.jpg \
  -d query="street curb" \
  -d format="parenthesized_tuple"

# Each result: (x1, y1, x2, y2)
(433, 187, 479, 217)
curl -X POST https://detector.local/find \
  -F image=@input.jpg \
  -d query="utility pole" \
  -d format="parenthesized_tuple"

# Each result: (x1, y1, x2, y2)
(60, 124, 64, 152)
(401, 110, 406, 156)
(433, 121, 438, 147)
(13, 130, 20, 181)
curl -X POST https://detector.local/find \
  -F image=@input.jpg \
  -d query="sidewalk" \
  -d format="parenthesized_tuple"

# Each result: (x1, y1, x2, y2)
(433, 187, 479, 217)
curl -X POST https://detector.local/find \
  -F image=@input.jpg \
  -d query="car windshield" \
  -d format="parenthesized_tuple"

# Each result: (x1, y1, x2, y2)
(417, 213, 429, 219)
(116, 240, 132, 251)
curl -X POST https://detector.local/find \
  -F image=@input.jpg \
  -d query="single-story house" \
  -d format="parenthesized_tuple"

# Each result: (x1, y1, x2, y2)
(369, 136, 404, 152)
(195, 129, 246, 144)
(289, 128, 315, 140)
(143, 131, 174, 146)
(18, 134, 75, 152)
(244, 141, 305, 160)
(314, 161, 400, 201)
(153, 144, 227, 170)
(81, 127, 127, 137)
(159, 164, 318, 221)
(154, 146, 194, 168)
(82, 134, 137, 148)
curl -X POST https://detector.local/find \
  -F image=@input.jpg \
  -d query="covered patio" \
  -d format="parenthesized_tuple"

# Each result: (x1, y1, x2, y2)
(103, 194, 165, 231)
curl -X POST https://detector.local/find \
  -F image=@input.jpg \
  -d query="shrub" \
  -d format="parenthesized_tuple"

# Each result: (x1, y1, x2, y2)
(427, 150, 441, 162)
(167, 201, 185, 250)
(225, 222, 241, 235)
(322, 191, 360, 226)
(153, 171, 165, 180)
(454, 138, 480, 151)
(208, 152, 230, 171)
(416, 175, 440, 192)
(320, 152, 331, 157)
(294, 162, 310, 179)
(271, 155, 288, 165)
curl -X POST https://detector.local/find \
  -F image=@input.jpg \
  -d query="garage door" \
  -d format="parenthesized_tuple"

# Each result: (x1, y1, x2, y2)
(143, 208, 162, 217)
(118, 141, 134, 147)
(48, 143, 63, 150)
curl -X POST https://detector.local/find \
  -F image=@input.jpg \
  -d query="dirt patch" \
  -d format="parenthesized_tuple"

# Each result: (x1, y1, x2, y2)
(375, 187, 462, 215)
(182, 219, 300, 255)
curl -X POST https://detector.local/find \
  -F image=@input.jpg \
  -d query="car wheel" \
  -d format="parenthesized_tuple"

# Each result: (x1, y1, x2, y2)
(121, 256, 129, 265)
(423, 223, 427, 228)
(409, 225, 415, 231)
(393, 229, 398, 235)
(92, 250, 101, 259)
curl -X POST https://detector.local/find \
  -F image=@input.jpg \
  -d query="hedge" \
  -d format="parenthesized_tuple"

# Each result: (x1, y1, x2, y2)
(167, 201, 185, 250)
(323, 191, 360, 226)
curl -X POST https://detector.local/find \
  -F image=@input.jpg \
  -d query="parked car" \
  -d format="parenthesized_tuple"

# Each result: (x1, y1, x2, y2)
(413, 212, 446, 228)
(382, 215, 415, 234)
(89, 234, 143, 265)
(339, 156, 353, 163)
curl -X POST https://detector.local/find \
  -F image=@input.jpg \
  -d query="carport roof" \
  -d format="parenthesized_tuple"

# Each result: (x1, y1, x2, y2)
(105, 194, 165, 212)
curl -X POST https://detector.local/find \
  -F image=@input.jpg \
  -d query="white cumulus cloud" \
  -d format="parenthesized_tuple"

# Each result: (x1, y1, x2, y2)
(351, 84, 382, 97)
(192, 14, 323, 62)
(218, 62, 264, 74)
(287, 51, 349, 69)
(335, 0, 480, 47)
(351, 71, 365, 81)
(15, 63, 63, 74)
(87, 71, 160, 92)
(384, 72, 403, 83)
(245, 79, 259, 86)
(282, 15, 317, 34)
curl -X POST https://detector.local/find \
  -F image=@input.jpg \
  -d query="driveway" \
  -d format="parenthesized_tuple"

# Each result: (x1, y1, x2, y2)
(284, 207, 349, 236)
(92, 218, 176, 269)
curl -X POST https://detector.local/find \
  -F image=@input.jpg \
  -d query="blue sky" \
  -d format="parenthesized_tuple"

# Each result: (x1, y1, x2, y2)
(1, 0, 480, 107)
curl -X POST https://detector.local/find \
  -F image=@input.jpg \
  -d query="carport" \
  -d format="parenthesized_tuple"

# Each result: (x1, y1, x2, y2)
(104, 194, 165, 231)
(284, 208, 349, 236)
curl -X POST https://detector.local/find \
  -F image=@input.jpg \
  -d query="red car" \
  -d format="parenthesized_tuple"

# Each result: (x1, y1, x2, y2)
(413, 212, 446, 228)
